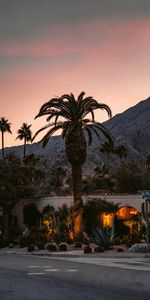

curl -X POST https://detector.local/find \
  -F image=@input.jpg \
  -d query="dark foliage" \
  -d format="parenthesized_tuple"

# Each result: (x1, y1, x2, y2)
(83, 197, 118, 235)
(84, 246, 92, 253)
(23, 203, 41, 228)
(59, 243, 68, 251)
(47, 243, 57, 251)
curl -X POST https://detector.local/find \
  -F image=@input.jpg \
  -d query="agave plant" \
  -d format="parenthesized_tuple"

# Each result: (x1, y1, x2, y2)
(91, 226, 114, 249)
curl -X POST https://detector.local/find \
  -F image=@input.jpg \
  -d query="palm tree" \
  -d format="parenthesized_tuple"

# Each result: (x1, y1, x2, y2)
(101, 140, 114, 154)
(114, 144, 127, 159)
(0, 117, 12, 158)
(16, 123, 32, 158)
(33, 92, 113, 238)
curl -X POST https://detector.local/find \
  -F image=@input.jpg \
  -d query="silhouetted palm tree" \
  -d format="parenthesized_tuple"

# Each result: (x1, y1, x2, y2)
(0, 117, 12, 158)
(101, 140, 114, 154)
(16, 123, 32, 158)
(115, 144, 127, 159)
(33, 92, 113, 237)
(101, 141, 127, 159)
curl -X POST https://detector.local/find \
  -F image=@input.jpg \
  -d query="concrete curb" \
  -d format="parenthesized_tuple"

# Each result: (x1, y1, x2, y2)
(0, 249, 150, 259)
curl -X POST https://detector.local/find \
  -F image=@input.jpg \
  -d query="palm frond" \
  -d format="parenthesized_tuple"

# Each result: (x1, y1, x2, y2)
(97, 103, 112, 118)
(40, 124, 63, 147)
(93, 123, 114, 144)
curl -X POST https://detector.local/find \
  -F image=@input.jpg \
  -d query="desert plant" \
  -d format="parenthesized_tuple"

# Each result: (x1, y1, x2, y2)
(117, 248, 124, 252)
(47, 243, 57, 251)
(94, 246, 104, 253)
(19, 235, 36, 248)
(0, 239, 9, 248)
(27, 244, 35, 252)
(36, 242, 45, 250)
(8, 226, 22, 240)
(83, 198, 118, 235)
(59, 243, 68, 251)
(91, 226, 113, 250)
(8, 243, 14, 248)
(84, 245, 92, 253)
(122, 235, 134, 248)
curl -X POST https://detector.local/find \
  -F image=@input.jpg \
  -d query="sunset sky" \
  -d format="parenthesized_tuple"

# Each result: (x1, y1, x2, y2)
(1, 0, 150, 147)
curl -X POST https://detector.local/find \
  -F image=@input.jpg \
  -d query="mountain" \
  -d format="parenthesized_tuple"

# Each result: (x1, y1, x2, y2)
(104, 96, 150, 156)
(1, 96, 150, 171)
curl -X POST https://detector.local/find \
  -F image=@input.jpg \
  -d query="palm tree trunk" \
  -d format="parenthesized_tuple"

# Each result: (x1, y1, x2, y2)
(72, 164, 83, 239)
(2, 131, 4, 158)
(24, 138, 26, 158)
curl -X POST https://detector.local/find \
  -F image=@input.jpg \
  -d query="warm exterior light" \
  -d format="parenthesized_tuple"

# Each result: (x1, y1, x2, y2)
(100, 213, 113, 227)
(116, 207, 138, 220)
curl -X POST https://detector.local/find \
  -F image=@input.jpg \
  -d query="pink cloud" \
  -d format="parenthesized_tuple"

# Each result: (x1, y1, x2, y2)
(1, 18, 150, 147)
(0, 19, 150, 59)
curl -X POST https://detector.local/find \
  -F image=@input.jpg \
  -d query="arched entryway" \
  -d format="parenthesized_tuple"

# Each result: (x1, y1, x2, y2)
(115, 206, 139, 237)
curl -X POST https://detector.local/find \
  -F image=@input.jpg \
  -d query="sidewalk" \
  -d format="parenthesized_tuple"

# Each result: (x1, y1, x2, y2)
(0, 246, 150, 259)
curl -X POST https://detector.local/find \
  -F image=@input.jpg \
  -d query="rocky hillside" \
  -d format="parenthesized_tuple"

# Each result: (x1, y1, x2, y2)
(104, 96, 150, 156)
(1, 96, 150, 172)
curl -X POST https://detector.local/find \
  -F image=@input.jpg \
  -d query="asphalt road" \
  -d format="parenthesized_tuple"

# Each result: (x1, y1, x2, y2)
(0, 253, 150, 300)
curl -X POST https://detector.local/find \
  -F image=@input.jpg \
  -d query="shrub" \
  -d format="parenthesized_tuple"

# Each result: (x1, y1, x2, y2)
(122, 236, 133, 248)
(27, 244, 35, 252)
(94, 246, 104, 253)
(0, 239, 9, 248)
(13, 240, 19, 246)
(117, 248, 124, 252)
(91, 227, 113, 250)
(59, 243, 68, 251)
(66, 237, 74, 245)
(8, 226, 22, 240)
(114, 238, 123, 245)
(84, 246, 92, 253)
(37, 242, 45, 250)
(19, 235, 36, 248)
(47, 243, 57, 251)
(8, 243, 14, 248)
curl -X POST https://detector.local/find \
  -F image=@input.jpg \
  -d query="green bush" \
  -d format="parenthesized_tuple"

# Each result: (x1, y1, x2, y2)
(122, 236, 133, 248)
(36, 242, 45, 250)
(8, 243, 14, 248)
(0, 239, 9, 248)
(27, 244, 35, 252)
(59, 243, 68, 251)
(66, 237, 74, 245)
(8, 226, 22, 240)
(19, 235, 36, 248)
(94, 246, 104, 253)
(117, 248, 124, 252)
(84, 246, 92, 253)
(47, 243, 57, 251)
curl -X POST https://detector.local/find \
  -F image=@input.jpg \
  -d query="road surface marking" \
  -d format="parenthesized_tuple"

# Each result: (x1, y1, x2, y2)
(41, 266, 52, 268)
(45, 268, 78, 272)
(28, 272, 45, 275)
(45, 269, 59, 272)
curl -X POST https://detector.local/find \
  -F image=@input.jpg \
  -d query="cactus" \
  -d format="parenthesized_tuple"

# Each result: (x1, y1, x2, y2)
(91, 227, 113, 249)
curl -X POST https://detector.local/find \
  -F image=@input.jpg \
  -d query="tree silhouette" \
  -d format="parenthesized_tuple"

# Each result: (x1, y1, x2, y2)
(0, 117, 12, 158)
(16, 123, 32, 158)
(33, 92, 113, 238)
